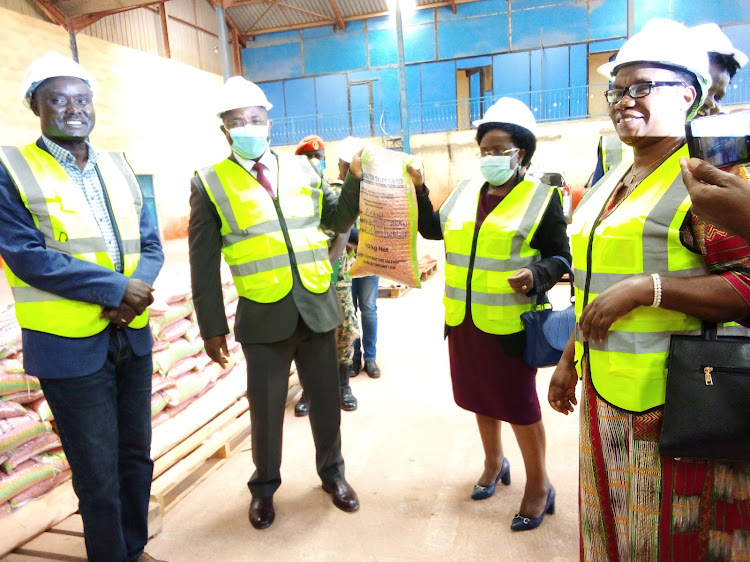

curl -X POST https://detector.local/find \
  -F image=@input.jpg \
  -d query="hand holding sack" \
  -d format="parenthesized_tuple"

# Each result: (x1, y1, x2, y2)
(349, 146, 422, 287)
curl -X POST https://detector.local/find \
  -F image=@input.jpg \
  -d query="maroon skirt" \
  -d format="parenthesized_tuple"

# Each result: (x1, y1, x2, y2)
(447, 317, 541, 425)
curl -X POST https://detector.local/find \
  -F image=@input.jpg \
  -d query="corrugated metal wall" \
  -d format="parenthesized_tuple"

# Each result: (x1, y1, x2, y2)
(0, 0, 228, 75)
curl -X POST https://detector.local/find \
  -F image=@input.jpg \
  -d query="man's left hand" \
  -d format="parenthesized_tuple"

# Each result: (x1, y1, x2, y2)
(578, 276, 651, 343)
(101, 302, 138, 328)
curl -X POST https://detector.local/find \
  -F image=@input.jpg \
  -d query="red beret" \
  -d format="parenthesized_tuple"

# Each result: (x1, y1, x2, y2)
(295, 135, 325, 155)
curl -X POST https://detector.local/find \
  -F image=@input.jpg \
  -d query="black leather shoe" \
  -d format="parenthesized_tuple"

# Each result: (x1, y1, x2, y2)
(294, 393, 308, 417)
(350, 359, 362, 377)
(364, 360, 381, 378)
(249, 496, 275, 529)
(340, 385, 358, 411)
(322, 479, 360, 512)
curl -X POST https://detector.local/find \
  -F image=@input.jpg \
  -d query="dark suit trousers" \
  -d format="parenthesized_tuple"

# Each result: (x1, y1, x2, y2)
(243, 317, 345, 498)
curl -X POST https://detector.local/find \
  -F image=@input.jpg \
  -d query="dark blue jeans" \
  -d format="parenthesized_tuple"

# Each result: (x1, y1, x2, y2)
(352, 275, 379, 362)
(39, 327, 153, 562)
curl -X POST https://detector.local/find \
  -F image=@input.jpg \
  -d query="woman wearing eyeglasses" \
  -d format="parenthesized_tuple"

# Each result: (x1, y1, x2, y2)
(548, 19, 750, 560)
(409, 97, 571, 531)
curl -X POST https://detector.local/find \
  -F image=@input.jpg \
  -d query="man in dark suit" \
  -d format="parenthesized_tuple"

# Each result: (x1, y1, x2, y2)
(188, 77, 361, 530)
(0, 52, 163, 562)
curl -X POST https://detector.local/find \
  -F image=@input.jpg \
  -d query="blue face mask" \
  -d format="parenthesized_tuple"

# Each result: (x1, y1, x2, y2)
(479, 155, 517, 186)
(309, 157, 326, 177)
(229, 124, 269, 160)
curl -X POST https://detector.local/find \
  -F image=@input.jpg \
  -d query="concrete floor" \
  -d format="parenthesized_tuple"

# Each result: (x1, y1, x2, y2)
(145, 238, 581, 562)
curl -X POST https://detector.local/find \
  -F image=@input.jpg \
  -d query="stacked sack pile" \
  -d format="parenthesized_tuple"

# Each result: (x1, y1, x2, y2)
(0, 265, 247, 520)
(0, 305, 71, 519)
(148, 268, 246, 428)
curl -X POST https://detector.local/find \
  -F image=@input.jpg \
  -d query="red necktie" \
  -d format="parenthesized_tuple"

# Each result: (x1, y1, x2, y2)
(252, 161, 275, 198)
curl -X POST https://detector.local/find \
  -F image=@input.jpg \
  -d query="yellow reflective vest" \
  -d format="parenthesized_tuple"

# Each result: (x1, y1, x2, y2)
(196, 154, 332, 303)
(571, 145, 748, 412)
(0, 143, 147, 337)
(440, 177, 557, 335)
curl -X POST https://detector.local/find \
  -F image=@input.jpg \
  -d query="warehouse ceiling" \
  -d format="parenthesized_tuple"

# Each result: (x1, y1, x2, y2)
(33, 0, 482, 36)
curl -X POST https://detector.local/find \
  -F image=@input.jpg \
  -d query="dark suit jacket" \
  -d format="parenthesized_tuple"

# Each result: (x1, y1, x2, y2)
(189, 151, 361, 345)
(0, 138, 164, 378)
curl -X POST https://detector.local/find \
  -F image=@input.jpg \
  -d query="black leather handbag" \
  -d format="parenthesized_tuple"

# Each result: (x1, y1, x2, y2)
(520, 257, 575, 369)
(659, 322, 750, 461)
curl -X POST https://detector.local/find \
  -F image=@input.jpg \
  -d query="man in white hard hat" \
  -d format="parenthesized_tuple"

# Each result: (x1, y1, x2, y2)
(188, 76, 362, 529)
(0, 51, 164, 562)
(691, 23, 748, 117)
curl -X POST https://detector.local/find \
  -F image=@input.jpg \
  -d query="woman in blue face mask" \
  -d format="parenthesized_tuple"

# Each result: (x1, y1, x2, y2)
(411, 97, 571, 531)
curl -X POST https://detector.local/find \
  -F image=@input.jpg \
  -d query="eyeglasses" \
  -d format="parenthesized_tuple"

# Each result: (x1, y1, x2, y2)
(604, 81, 685, 104)
(477, 147, 519, 159)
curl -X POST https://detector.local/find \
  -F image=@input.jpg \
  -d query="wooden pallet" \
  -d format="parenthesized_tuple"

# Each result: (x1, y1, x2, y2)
(418, 261, 438, 281)
(6, 503, 162, 561)
(377, 284, 411, 298)
(4, 369, 303, 559)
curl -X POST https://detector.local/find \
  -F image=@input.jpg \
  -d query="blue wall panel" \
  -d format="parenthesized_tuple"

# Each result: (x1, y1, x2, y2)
(283, 78, 316, 117)
(493, 51, 530, 105)
(570, 44, 588, 118)
(588, 0, 627, 41)
(249, 29, 299, 47)
(541, 46, 569, 120)
(437, 15, 509, 60)
(589, 38, 626, 53)
(261, 81, 286, 120)
(242, 42, 302, 82)
(367, 14, 392, 31)
(405, 23, 437, 63)
(511, 0, 571, 8)
(315, 74, 347, 116)
(406, 65, 422, 134)
(437, 0, 504, 21)
(511, 4, 587, 50)
(368, 28, 398, 67)
(457, 56, 492, 70)
(304, 32, 367, 75)
(420, 61, 457, 132)
(379, 68, 402, 137)
(529, 49, 542, 119)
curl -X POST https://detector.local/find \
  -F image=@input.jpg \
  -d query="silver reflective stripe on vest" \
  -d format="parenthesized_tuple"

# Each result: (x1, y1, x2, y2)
(200, 167, 242, 234)
(11, 285, 64, 303)
(510, 183, 551, 255)
(589, 329, 699, 355)
(0, 147, 109, 255)
(223, 216, 318, 247)
(446, 251, 535, 272)
(445, 285, 531, 306)
(121, 238, 141, 254)
(106, 152, 142, 207)
(439, 179, 472, 235)
(585, 175, 707, 296)
(229, 247, 328, 277)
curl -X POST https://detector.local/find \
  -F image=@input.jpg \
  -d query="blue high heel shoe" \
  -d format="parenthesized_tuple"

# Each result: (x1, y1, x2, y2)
(471, 458, 511, 500)
(510, 486, 555, 531)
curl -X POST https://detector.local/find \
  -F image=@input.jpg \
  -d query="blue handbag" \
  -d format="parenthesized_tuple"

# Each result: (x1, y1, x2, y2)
(520, 256, 575, 368)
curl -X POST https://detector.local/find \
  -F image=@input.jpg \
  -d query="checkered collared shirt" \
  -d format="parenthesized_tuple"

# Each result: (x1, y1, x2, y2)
(41, 136, 122, 272)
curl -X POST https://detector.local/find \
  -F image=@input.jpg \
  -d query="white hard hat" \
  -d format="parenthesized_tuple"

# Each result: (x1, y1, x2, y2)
(217, 76, 273, 117)
(472, 97, 537, 136)
(338, 136, 364, 164)
(597, 19, 710, 118)
(691, 23, 748, 69)
(20, 51, 97, 109)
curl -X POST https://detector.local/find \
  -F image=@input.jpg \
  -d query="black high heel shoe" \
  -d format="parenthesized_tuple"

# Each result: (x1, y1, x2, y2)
(471, 458, 511, 500)
(510, 486, 555, 531)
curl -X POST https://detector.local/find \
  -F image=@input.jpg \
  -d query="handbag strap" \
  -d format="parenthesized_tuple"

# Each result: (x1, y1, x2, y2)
(535, 256, 575, 306)
(702, 321, 718, 341)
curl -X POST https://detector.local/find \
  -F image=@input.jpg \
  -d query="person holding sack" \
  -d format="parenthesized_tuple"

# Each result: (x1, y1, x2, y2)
(547, 19, 750, 560)
(412, 97, 570, 531)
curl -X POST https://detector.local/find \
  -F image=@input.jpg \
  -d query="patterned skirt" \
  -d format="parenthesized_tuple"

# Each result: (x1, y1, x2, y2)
(579, 361, 750, 561)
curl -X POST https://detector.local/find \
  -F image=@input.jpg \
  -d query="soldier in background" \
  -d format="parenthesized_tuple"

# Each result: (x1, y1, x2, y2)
(293, 135, 358, 415)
